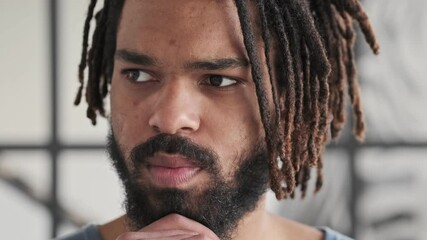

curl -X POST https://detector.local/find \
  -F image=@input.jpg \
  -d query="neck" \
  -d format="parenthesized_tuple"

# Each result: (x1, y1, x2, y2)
(229, 195, 270, 240)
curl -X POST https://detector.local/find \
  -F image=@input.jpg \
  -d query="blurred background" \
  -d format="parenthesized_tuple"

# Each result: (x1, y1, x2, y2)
(0, 0, 426, 239)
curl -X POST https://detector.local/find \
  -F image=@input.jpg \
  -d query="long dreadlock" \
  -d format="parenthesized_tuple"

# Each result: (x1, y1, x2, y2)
(75, 0, 379, 199)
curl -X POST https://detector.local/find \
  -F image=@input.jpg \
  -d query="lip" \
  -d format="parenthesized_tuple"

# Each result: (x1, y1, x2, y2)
(146, 154, 201, 188)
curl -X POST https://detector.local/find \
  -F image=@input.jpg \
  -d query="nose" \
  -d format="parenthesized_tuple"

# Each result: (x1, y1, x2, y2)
(148, 80, 200, 135)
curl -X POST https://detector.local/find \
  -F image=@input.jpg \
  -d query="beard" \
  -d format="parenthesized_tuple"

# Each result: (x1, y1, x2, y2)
(107, 132, 269, 240)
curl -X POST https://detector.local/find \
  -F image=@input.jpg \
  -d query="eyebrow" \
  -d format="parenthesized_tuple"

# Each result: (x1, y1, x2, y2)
(185, 58, 249, 71)
(115, 49, 158, 66)
(115, 49, 248, 71)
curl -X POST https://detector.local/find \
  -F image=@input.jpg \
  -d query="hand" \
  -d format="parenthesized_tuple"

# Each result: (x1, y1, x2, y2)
(116, 214, 220, 240)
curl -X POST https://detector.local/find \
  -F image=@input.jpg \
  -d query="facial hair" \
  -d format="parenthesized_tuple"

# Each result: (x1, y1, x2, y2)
(107, 132, 269, 240)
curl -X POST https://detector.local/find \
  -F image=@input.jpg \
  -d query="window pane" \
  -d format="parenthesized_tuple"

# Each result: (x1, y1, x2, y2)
(0, 0, 50, 144)
(356, 148, 427, 240)
(0, 150, 51, 240)
(0, 181, 51, 240)
(57, 150, 123, 237)
(0, 150, 51, 201)
(359, 1, 427, 142)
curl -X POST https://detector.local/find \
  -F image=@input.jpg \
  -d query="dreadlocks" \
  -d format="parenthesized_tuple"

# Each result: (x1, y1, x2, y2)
(76, 0, 379, 199)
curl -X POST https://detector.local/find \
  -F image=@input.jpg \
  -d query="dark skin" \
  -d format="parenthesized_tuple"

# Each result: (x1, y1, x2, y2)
(100, 0, 324, 239)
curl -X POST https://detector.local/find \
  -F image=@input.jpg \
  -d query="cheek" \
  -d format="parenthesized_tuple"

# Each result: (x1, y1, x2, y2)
(204, 91, 263, 175)
(110, 78, 151, 159)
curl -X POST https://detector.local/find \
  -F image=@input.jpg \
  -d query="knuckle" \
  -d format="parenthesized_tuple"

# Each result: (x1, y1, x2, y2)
(116, 232, 136, 240)
(195, 234, 210, 240)
(166, 213, 186, 223)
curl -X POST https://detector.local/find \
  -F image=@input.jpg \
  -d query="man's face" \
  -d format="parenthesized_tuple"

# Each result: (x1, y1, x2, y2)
(109, 0, 272, 238)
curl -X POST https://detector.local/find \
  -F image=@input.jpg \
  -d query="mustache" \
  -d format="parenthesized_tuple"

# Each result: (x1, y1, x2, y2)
(130, 133, 219, 171)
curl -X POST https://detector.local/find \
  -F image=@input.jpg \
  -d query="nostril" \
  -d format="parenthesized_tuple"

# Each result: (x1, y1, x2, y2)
(181, 126, 195, 132)
(151, 125, 161, 133)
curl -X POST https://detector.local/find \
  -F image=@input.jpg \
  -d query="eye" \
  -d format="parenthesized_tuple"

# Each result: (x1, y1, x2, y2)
(205, 75, 237, 87)
(123, 69, 155, 83)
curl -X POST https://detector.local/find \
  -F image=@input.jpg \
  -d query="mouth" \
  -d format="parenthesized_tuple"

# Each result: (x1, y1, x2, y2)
(146, 153, 202, 188)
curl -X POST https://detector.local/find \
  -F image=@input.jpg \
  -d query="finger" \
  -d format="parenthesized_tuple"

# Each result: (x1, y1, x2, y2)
(140, 214, 219, 240)
(181, 234, 213, 240)
(143, 230, 198, 238)
(152, 234, 200, 240)
(116, 230, 197, 240)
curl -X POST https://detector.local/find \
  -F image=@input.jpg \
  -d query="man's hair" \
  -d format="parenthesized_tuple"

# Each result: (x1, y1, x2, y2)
(75, 0, 379, 199)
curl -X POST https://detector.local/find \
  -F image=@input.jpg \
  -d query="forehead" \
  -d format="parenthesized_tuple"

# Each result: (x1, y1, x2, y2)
(116, 0, 248, 61)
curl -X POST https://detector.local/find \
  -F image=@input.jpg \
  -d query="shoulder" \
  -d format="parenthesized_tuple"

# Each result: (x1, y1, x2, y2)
(267, 213, 353, 240)
(54, 225, 101, 240)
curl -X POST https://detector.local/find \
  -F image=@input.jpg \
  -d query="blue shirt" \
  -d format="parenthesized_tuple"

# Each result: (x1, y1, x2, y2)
(55, 224, 353, 240)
